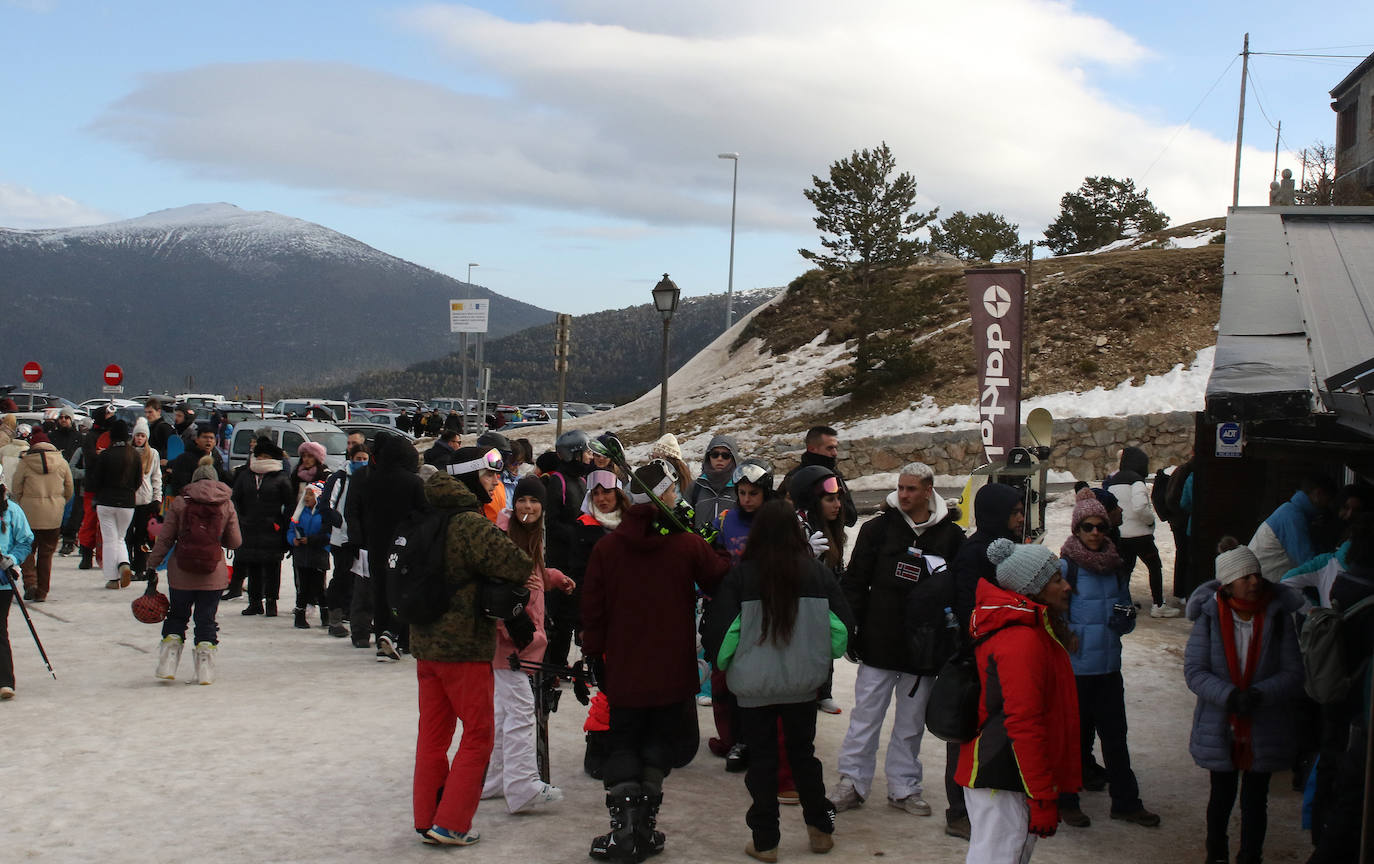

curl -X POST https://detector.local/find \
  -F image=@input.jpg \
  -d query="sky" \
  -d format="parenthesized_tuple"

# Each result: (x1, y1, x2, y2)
(2, 0, 1369, 315)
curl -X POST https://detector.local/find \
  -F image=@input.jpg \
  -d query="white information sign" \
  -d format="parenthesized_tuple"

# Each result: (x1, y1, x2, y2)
(449, 299, 490, 334)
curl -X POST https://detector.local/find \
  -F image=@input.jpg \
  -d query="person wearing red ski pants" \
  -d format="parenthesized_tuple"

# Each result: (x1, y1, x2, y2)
(413, 660, 496, 834)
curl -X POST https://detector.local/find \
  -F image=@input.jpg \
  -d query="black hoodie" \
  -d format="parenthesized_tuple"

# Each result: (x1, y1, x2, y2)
(354, 432, 427, 559)
(952, 483, 1023, 624)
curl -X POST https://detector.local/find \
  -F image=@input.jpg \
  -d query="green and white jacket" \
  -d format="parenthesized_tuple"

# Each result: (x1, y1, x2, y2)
(705, 557, 854, 708)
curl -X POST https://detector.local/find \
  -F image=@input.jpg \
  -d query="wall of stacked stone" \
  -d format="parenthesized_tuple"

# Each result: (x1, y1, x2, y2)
(764, 411, 1197, 482)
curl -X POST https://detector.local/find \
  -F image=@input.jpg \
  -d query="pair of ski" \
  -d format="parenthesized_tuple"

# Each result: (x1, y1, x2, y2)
(587, 433, 691, 534)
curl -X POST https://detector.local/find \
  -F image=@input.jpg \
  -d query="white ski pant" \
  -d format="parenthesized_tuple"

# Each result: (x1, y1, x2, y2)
(835, 662, 933, 801)
(964, 787, 1036, 864)
(96, 505, 134, 584)
(481, 667, 542, 812)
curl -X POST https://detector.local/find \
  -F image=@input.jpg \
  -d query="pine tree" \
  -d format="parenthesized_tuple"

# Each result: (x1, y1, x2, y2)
(929, 210, 1023, 261)
(1042, 176, 1168, 255)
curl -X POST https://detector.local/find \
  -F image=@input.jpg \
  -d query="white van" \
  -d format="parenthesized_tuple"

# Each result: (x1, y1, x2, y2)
(229, 419, 349, 472)
(271, 398, 350, 422)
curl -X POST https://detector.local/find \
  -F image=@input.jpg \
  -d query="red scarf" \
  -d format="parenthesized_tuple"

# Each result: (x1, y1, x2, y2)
(1216, 589, 1265, 770)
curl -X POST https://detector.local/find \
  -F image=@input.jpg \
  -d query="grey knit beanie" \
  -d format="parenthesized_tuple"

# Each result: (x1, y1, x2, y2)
(987, 537, 1059, 597)
(191, 455, 219, 484)
(1215, 545, 1261, 585)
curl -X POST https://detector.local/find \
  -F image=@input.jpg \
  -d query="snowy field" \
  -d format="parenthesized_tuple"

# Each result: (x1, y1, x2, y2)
(3, 492, 1311, 863)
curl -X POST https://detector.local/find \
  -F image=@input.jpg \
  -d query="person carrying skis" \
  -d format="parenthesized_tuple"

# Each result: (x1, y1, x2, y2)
(580, 461, 730, 861)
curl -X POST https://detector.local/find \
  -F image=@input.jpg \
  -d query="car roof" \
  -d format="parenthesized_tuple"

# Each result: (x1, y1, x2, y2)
(234, 418, 342, 433)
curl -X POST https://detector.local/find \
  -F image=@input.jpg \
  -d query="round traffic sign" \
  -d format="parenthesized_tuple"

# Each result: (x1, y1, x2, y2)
(22, 361, 42, 383)
(104, 364, 124, 386)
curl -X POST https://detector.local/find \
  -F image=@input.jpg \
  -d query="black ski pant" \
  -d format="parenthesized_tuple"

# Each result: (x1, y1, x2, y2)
(1206, 769, 1270, 863)
(603, 703, 682, 791)
(543, 583, 582, 668)
(945, 740, 966, 822)
(1118, 535, 1166, 606)
(368, 544, 406, 649)
(0, 591, 12, 689)
(126, 502, 159, 573)
(1168, 521, 1190, 600)
(739, 701, 834, 851)
(240, 560, 282, 603)
(326, 546, 355, 612)
(293, 564, 326, 611)
(1059, 672, 1142, 813)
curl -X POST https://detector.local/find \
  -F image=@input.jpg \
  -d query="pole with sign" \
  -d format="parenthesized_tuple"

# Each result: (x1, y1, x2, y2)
(102, 363, 125, 394)
(965, 269, 1026, 464)
(21, 361, 43, 391)
(450, 299, 490, 431)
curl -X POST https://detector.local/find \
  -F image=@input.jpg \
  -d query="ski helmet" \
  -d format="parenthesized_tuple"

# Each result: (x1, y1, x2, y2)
(476, 431, 513, 458)
(787, 464, 837, 511)
(732, 458, 775, 495)
(555, 429, 592, 462)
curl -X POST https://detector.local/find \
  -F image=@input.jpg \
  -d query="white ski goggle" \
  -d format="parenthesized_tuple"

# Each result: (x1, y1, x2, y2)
(447, 448, 504, 476)
(733, 463, 770, 486)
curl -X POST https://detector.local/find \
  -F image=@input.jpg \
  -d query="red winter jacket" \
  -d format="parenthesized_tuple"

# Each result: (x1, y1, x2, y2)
(956, 579, 1080, 802)
(581, 503, 729, 708)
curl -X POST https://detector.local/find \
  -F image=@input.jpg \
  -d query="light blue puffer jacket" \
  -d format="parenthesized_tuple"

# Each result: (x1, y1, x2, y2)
(1064, 559, 1134, 676)
(0, 501, 35, 592)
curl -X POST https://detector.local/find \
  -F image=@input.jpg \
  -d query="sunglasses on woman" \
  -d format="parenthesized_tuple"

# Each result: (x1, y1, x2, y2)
(1079, 521, 1110, 534)
(707, 450, 732, 460)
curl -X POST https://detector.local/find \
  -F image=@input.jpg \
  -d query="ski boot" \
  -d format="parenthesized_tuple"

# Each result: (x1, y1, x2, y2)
(637, 787, 666, 857)
(590, 783, 641, 862)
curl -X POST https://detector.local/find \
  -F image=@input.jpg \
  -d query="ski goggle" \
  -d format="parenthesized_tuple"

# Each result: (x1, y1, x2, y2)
(733, 463, 770, 486)
(586, 470, 621, 492)
(650, 458, 678, 484)
(816, 476, 840, 495)
(447, 447, 503, 476)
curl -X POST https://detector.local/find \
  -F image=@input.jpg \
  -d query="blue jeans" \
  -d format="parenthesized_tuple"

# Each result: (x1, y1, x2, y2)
(162, 588, 221, 645)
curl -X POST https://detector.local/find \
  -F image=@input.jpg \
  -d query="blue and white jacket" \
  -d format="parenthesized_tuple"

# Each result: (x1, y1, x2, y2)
(0, 501, 35, 592)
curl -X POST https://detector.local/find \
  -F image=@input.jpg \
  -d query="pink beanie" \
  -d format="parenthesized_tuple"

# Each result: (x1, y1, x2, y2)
(298, 441, 328, 465)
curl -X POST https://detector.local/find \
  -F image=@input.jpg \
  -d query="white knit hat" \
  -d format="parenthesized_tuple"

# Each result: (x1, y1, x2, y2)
(132, 417, 150, 438)
(1215, 545, 1262, 585)
(650, 433, 683, 462)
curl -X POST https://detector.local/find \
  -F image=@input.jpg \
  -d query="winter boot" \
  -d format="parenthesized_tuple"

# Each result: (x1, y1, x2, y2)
(589, 782, 641, 862)
(221, 575, 244, 601)
(242, 600, 264, 616)
(78, 547, 93, 570)
(193, 642, 217, 685)
(264, 600, 278, 617)
(155, 635, 184, 680)
(637, 788, 666, 857)
(293, 607, 309, 629)
(327, 608, 348, 638)
(59, 539, 75, 556)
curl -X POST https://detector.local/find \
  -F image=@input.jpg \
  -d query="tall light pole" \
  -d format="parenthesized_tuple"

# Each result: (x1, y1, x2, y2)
(718, 152, 739, 330)
(652, 274, 681, 437)
(461, 262, 478, 431)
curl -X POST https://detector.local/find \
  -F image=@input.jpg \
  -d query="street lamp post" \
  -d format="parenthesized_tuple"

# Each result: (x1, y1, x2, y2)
(652, 273, 681, 437)
(464, 262, 478, 431)
(718, 153, 739, 330)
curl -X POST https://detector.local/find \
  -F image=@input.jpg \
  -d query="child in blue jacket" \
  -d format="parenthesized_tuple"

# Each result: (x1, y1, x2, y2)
(288, 481, 330, 629)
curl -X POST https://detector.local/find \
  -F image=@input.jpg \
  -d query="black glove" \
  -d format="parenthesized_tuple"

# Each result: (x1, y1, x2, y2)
(1226, 687, 1261, 715)
(504, 614, 535, 650)
(586, 655, 606, 689)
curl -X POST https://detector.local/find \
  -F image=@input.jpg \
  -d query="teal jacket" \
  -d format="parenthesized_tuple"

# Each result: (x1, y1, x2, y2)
(0, 501, 35, 591)
(704, 556, 854, 708)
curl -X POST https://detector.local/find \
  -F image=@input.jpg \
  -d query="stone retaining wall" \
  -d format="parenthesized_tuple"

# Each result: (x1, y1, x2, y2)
(763, 411, 1197, 482)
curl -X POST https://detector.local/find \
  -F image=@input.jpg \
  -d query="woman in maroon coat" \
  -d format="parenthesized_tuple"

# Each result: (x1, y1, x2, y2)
(147, 457, 242, 685)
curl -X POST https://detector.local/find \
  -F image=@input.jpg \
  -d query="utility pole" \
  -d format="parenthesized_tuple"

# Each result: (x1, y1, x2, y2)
(1232, 32, 1249, 208)
(554, 314, 571, 438)
(1272, 120, 1281, 183)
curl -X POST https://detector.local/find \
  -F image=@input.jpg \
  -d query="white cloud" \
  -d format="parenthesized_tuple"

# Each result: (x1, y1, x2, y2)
(0, 182, 112, 229)
(91, 0, 1274, 239)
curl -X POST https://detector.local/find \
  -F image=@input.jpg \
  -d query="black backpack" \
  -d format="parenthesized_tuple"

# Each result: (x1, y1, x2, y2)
(1151, 468, 1173, 522)
(901, 551, 960, 676)
(386, 506, 461, 626)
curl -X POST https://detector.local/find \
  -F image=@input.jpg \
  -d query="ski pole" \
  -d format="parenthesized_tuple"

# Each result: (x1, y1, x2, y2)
(6, 567, 56, 680)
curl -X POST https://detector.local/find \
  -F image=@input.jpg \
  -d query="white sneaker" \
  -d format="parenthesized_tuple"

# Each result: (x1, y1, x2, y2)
(889, 794, 932, 816)
(155, 635, 184, 679)
(695, 693, 713, 706)
(1149, 604, 1181, 619)
(194, 642, 216, 685)
(518, 783, 564, 811)
(817, 698, 842, 715)
(828, 776, 863, 812)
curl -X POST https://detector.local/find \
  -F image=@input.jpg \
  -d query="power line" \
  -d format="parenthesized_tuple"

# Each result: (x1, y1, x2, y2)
(1140, 54, 1239, 181)
(1265, 43, 1374, 52)
(1250, 51, 1368, 59)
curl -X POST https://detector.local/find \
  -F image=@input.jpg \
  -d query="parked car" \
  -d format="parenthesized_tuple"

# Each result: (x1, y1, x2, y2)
(4, 391, 82, 413)
(592, 403, 615, 412)
(385, 398, 427, 413)
(336, 421, 416, 447)
(350, 400, 393, 413)
(271, 398, 349, 422)
(78, 397, 140, 414)
(563, 402, 596, 417)
(176, 393, 227, 409)
(228, 419, 348, 472)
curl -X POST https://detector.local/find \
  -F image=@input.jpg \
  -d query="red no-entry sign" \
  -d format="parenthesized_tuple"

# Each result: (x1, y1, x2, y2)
(104, 364, 124, 386)
(22, 361, 42, 383)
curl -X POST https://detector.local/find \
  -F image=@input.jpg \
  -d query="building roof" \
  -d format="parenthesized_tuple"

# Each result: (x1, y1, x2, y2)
(1206, 206, 1374, 436)
(1331, 51, 1374, 99)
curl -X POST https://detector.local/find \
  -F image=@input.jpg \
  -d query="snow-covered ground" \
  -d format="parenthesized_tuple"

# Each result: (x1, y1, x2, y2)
(3, 499, 1311, 863)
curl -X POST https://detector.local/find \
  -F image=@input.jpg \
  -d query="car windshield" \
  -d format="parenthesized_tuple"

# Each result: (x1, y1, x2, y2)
(307, 431, 349, 455)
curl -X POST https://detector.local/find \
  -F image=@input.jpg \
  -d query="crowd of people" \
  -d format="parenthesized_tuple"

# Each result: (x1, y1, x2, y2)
(0, 400, 1370, 863)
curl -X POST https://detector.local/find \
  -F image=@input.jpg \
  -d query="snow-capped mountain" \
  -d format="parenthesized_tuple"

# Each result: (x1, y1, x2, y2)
(0, 204, 552, 397)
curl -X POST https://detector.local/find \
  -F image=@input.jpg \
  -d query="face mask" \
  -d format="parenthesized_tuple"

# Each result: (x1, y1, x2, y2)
(349, 460, 366, 474)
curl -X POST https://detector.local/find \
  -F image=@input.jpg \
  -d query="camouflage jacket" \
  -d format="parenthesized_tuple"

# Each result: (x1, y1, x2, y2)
(409, 472, 532, 663)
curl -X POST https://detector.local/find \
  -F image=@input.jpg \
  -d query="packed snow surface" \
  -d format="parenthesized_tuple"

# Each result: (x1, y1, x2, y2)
(2, 498, 1311, 863)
